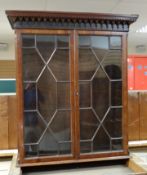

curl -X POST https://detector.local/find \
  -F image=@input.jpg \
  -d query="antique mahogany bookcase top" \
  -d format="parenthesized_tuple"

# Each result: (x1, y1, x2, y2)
(6, 10, 138, 167)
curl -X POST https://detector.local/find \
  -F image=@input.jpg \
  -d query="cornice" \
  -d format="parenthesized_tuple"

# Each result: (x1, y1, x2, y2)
(6, 10, 138, 32)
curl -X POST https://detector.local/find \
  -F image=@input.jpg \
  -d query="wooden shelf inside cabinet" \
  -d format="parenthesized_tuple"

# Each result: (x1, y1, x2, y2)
(6, 10, 138, 167)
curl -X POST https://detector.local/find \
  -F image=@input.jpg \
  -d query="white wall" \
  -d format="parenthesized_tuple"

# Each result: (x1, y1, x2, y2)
(0, 34, 15, 60)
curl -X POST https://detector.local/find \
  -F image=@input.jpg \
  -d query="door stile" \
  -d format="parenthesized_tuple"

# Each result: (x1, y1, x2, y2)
(73, 30, 80, 159)
(121, 33, 128, 154)
(70, 31, 76, 157)
(16, 30, 25, 163)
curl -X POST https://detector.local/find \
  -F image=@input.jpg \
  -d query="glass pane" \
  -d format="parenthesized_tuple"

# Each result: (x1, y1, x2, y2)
(23, 34, 72, 157)
(48, 49, 69, 81)
(24, 83, 36, 110)
(57, 36, 69, 48)
(39, 129, 58, 156)
(93, 127, 110, 152)
(57, 83, 70, 109)
(111, 81, 122, 106)
(25, 144, 38, 157)
(110, 36, 121, 49)
(24, 112, 46, 144)
(37, 68, 57, 122)
(91, 36, 109, 49)
(22, 48, 44, 81)
(103, 50, 122, 79)
(59, 142, 71, 155)
(79, 35, 122, 155)
(80, 109, 99, 140)
(91, 36, 109, 62)
(22, 35, 35, 47)
(39, 112, 72, 156)
(79, 36, 91, 47)
(50, 111, 71, 142)
(80, 141, 92, 153)
(79, 48, 99, 80)
(103, 108, 122, 138)
(92, 68, 109, 120)
(93, 48, 108, 62)
(36, 35, 55, 62)
(79, 82, 91, 108)
(112, 139, 123, 151)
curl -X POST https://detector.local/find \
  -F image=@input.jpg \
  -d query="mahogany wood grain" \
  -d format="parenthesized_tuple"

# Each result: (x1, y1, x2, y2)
(70, 31, 77, 158)
(74, 30, 80, 159)
(16, 30, 25, 163)
(122, 33, 128, 154)
(20, 154, 129, 167)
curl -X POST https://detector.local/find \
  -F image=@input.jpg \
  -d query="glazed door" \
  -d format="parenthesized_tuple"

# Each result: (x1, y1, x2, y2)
(19, 30, 126, 163)
(21, 31, 75, 158)
(78, 33, 124, 156)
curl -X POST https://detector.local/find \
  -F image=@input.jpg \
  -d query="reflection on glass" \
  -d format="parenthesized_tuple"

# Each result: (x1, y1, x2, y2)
(80, 141, 92, 153)
(59, 142, 71, 155)
(49, 49, 69, 81)
(105, 64, 121, 79)
(57, 36, 69, 48)
(36, 35, 55, 62)
(22, 35, 35, 47)
(111, 81, 122, 106)
(79, 48, 98, 80)
(79, 82, 91, 108)
(79, 36, 91, 47)
(57, 83, 70, 109)
(50, 111, 71, 142)
(80, 109, 99, 140)
(24, 112, 46, 144)
(92, 68, 109, 120)
(91, 36, 109, 49)
(79, 35, 122, 154)
(22, 48, 44, 81)
(103, 50, 122, 79)
(23, 34, 72, 157)
(39, 129, 58, 156)
(25, 144, 38, 157)
(112, 139, 123, 150)
(93, 48, 108, 62)
(39, 110, 71, 156)
(37, 68, 56, 122)
(24, 83, 36, 110)
(93, 127, 110, 152)
(103, 108, 122, 138)
(110, 36, 121, 50)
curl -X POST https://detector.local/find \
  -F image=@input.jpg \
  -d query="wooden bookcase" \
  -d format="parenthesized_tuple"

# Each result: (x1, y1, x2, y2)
(6, 10, 138, 167)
